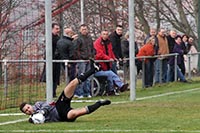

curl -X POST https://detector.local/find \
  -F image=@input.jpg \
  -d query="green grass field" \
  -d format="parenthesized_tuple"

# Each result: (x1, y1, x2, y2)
(1, 79, 200, 133)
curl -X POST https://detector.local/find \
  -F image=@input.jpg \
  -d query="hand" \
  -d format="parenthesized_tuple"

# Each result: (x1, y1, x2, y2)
(119, 58, 123, 62)
(72, 34, 78, 40)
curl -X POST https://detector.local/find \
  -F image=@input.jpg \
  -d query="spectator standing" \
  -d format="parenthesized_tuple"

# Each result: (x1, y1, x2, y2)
(94, 30, 128, 95)
(143, 28, 158, 84)
(154, 28, 169, 84)
(167, 30, 177, 53)
(109, 25, 123, 74)
(179, 35, 189, 76)
(56, 27, 76, 82)
(144, 28, 159, 55)
(168, 35, 187, 82)
(73, 24, 94, 98)
(184, 37, 198, 73)
(121, 31, 138, 80)
(137, 37, 156, 88)
(40, 23, 61, 98)
(186, 37, 193, 53)
(166, 29, 177, 82)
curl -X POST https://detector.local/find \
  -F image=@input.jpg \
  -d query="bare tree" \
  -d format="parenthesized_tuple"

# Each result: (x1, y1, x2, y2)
(134, 0, 197, 45)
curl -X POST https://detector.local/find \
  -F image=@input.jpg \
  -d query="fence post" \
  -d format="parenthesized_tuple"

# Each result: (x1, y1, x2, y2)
(174, 54, 178, 82)
(142, 59, 145, 88)
(187, 54, 191, 80)
(159, 59, 162, 83)
(3, 60, 8, 96)
(65, 61, 69, 84)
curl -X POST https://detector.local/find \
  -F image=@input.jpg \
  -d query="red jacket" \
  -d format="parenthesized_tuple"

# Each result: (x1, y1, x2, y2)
(94, 37, 116, 70)
(137, 43, 154, 63)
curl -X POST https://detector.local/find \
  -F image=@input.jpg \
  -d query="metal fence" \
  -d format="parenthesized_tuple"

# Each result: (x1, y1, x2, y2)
(0, 52, 199, 113)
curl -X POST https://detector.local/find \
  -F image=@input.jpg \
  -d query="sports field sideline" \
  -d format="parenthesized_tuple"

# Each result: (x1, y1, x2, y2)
(1, 81, 200, 133)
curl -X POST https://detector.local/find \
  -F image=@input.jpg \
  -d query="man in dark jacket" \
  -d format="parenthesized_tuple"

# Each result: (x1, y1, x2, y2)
(56, 27, 76, 82)
(73, 24, 94, 98)
(109, 25, 123, 74)
(167, 30, 177, 53)
(121, 31, 139, 80)
(40, 23, 61, 98)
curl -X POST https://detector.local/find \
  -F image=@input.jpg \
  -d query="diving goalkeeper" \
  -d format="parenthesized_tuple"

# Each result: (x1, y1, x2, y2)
(19, 59, 111, 124)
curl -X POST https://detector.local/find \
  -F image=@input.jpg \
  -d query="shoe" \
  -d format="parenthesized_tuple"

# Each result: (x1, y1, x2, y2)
(73, 95, 84, 99)
(107, 91, 115, 96)
(114, 92, 120, 96)
(98, 100, 111, 106)
(107, 91, 120, 96)
(78, 95, 84, 99)
(119, 83, 128, 92)
(87, 95, 92, 98)
(144, 85, 152, 88)
(73, 94, 79, 98)
(90, 58, 100, 72)
(181, 80, 188, 83)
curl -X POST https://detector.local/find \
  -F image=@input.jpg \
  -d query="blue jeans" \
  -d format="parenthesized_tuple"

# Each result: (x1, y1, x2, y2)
(111, 61, 118, 74)
(168, 65, 186, 82)
(74, 62, 91, 96)
(94, 70, 124, 91)
(154, 59, 168, 83)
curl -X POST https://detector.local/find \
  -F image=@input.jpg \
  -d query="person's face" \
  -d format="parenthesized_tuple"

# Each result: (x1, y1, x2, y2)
(22, 104, 34, 115)
(151, 39, 155, 45)
(182, 36, 188, 42)
(80, 26, 88, 36)
(159, 29, 166, 37)
(150, 29, 156, 36)
(101, 31, 109, 40)
(189, 37, 193, 44)
(52, 25, 60, 35)
(170, 31, 177, 38)
(65, 28, 74, 37)
(175, 37, 182, 44)
(116, 27, 123, 35)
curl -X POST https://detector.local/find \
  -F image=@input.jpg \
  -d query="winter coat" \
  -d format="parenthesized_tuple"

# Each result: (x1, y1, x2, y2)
(181, 41, 191, 55)
(167, 35, 176, 53)
(40, 34, 61, 85)
(136, 43, 155, 63)
(144, 34, 159, 55)
(73, 33, 94, 60)
(94, 37, 116, 71)
(56, 36, 75, 60)
(121, 39, 139, 58)
(109, 31, 123, 59)
(168, 43, 184, 65)
(157, 34, 169, 56)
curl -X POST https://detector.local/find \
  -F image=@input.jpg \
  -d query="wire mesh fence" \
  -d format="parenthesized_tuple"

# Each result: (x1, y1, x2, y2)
(0, 52, 199, 113)
(0, 60, 46, 113)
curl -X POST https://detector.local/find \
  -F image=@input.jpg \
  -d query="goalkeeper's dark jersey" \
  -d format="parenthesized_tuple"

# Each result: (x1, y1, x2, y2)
(32, 101, 61, 122)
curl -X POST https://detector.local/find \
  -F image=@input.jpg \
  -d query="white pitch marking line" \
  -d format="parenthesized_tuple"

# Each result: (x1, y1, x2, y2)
(0, 118, 27, 126)
(0, 113, 24, 116)
(113, 87, 200, 104)
(136, 87, 200, 101)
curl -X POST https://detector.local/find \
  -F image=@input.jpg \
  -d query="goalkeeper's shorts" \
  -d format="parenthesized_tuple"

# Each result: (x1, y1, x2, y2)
(55, 91, 76, 122)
